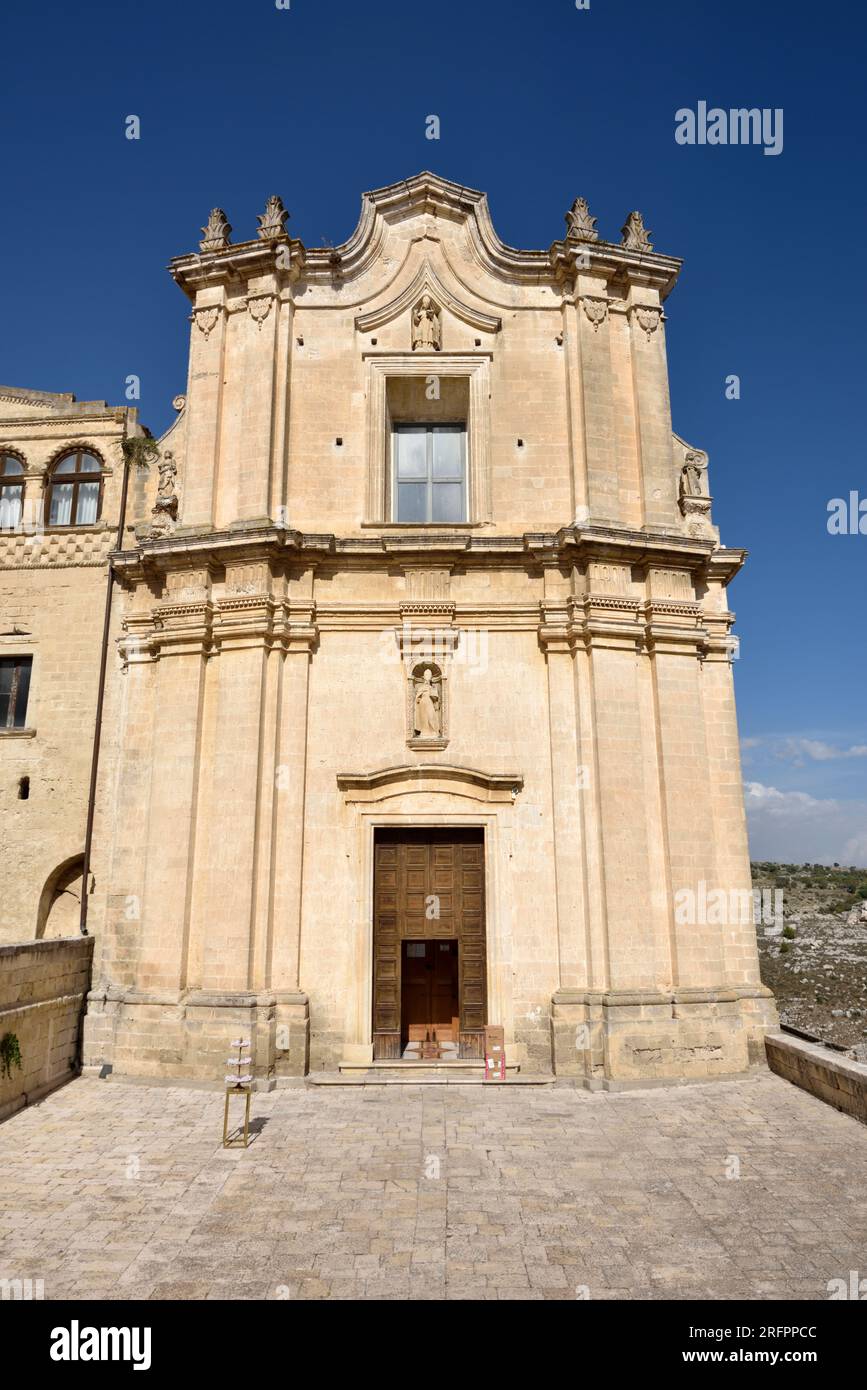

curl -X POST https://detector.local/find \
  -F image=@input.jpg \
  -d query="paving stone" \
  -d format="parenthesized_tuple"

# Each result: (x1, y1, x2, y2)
(0, 1072, 866, 1301)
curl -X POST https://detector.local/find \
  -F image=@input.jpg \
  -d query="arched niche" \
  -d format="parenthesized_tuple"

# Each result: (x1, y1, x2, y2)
(36, 855, 84, 939)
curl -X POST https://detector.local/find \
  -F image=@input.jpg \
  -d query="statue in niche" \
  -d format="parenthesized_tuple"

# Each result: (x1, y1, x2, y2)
(412, 294, 441, 351)
(413, 667, 441, 737)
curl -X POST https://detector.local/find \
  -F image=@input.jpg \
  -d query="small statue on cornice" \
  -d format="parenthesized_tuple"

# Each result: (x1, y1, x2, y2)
(200, 208, 232, 253)
(565, 197, 598, 242)
(620, 210, 653, 252)
(150, 451, 179, 534)
(412, 294, 441, 351)
(257, 194, 290, 241)
(679, 451, 709, 501)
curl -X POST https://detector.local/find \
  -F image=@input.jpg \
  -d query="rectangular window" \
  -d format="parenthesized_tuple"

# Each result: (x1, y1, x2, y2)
(393, 425, 466, 524)
(0, 656, 32, 729)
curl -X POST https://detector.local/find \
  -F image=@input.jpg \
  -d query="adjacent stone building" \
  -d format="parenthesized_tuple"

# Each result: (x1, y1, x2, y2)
(0, 389, 147, 940)
(0, 172, 777, 1086)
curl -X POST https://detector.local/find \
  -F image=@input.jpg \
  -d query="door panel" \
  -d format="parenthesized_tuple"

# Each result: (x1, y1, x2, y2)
(373, 829, 486, 1059)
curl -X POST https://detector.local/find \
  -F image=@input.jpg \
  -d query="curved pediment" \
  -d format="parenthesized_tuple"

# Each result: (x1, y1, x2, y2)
(318, 170, 550, 286)
(354, 260, 501, 335)
(337, 764, 523, 804)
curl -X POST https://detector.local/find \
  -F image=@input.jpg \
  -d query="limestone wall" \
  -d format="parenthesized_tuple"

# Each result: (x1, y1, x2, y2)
(0, 394, 147, 945)
(0, 936, 93, 1121)
(765, 1031, 867, 1125)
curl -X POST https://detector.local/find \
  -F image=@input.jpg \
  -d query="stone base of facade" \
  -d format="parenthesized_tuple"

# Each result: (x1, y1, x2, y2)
(83, 982, 777, 1089)
(83, 987, 309, 1085)
(551, 986, 778, 1090)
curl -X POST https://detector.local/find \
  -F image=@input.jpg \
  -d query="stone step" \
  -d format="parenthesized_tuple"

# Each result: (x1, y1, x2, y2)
(307, 1070, 554, 1086)
(338, 1058, 518, 1073)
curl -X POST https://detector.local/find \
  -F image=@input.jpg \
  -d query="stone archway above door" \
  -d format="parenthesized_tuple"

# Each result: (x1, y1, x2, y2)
(336, 763, 523, 804)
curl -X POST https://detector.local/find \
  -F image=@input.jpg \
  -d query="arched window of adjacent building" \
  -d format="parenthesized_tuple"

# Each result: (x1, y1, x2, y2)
(0, 453, 25, 530)
(46, 450, 103, 527)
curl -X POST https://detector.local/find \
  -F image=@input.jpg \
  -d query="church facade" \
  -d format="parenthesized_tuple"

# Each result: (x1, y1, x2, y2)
(0, 173, 776, 1085)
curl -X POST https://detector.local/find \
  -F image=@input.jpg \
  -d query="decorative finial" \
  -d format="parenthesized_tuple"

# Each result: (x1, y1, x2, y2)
(620, 210, 653, 252)
(257, 194, 290, 241)
(565, 197, 598, 242)
(200, 208, 232, 253)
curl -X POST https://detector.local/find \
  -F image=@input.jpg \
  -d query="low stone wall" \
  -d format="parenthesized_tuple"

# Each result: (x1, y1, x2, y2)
(765, 1030, 867, 1125)
(0, 936, 93, 1122)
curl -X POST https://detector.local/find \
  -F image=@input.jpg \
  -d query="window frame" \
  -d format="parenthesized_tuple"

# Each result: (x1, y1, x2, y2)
(0, 655, 33, 730)
(392, 423, 467, 525)
(0, 453, 26, 531)
(364, 357, 492, 527)
(45, 449, 104, 528)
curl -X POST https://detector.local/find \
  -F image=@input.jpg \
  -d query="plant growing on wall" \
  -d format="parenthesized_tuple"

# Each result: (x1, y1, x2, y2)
(0, 1032, 22, 1080)
(121, 435, 160, 470)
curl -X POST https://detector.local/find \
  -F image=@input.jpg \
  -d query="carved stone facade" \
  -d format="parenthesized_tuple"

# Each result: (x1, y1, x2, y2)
(0, 172, 776, 1088)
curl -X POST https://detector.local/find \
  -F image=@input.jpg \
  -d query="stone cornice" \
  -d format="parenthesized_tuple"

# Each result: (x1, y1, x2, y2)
(167, 174, 685, 301)
(170, 238, 306, 300)
(109, 523, 745, 586)
(548, 239, 682, 300)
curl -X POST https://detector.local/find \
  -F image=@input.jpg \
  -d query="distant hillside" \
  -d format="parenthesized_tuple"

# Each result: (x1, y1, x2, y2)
(753, 861, 867, 1057)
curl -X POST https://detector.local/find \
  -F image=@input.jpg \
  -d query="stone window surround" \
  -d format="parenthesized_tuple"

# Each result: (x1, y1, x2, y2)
(363, 354, 492, 526)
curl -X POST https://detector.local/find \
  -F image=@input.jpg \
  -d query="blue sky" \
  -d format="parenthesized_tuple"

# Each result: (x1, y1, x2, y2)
(2, 0, 864, 863)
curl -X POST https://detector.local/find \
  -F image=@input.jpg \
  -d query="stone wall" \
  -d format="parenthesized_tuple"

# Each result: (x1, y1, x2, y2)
(0, 389, 148, 945)
(765, 1030, 867, 1125)
(0, 936, 93, 1121)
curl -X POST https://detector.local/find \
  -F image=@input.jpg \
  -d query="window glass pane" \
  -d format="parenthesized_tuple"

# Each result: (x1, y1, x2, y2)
(432, 482, 464, 523)
(49, 483, 73, 526)
(75, 481, 99, 524)
(13, 659, 31, 728)
(396, 482, 428, 523)
(78, 454, 101, 473)
(1, 455, 23, 476)
(395, 429, 428, 480)
(0, 660, 13, 726)
(0, 486, 23, 530)
(432, 428, 464, 480)
(54, 455, 78, 474)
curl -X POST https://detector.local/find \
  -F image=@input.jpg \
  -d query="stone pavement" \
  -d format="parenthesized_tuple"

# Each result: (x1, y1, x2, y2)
(1, 1071, 865, 1301)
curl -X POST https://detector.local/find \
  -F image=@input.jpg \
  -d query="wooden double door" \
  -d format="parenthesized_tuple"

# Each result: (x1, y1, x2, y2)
(373, 828, 486, 1059)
